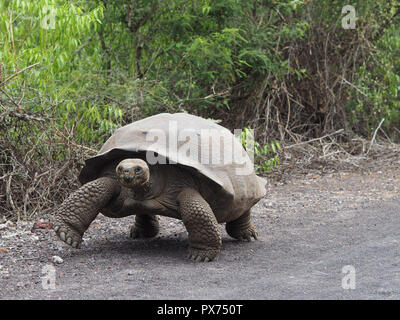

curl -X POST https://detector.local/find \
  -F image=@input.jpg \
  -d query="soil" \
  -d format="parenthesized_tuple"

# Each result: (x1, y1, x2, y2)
(0, 163, 399, 299)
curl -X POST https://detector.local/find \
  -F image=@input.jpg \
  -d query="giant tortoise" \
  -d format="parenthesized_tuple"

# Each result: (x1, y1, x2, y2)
(53, 113, 267, 261)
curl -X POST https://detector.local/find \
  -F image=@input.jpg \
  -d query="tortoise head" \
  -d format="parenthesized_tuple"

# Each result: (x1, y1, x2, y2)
(116, 159, 150, 189)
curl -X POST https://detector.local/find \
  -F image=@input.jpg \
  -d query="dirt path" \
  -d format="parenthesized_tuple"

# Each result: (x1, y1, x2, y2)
(1, 166, 399, 299)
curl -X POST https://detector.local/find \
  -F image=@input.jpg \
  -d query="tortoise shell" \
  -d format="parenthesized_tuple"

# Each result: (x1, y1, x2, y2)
(79, 113, 266, 208)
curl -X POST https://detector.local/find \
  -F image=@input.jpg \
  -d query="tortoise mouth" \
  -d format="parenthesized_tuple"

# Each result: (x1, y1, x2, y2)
(123, 176, 133, 184)
(117, 173, 139, 188)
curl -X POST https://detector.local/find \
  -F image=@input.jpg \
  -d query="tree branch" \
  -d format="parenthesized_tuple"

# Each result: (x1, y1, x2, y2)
(0, 62, 40, 87)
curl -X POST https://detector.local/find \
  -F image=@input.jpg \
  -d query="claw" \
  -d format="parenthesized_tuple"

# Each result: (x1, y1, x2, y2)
(52, 217, 83, 249)
(187, 248, 218, 262)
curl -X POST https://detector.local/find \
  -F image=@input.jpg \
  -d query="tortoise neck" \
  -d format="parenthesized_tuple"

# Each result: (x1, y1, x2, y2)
(131, 165, 164, 200)
(132, 180, 152, 200)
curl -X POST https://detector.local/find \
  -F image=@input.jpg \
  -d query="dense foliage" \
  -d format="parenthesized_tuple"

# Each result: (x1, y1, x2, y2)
(0, 0, 399, 220)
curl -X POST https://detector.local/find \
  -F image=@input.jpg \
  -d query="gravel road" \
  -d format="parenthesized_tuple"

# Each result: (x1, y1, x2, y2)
(0, 167, 399, 299)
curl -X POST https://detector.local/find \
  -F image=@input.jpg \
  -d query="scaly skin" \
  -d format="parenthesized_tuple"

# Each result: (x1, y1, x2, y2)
(130, 215, 160, 238)
(53, 177, 120, 248)
(225, 210, 258, 241)
(178, 188, 222, 262)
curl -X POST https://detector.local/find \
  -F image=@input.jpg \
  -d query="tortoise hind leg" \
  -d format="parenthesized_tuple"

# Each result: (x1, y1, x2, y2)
(225, 210, 258, 241)
(130, 215, 160, 238)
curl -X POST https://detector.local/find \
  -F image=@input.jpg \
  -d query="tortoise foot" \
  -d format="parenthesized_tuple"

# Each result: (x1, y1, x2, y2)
(129, 215, 159, 239)
(228, 224, 258, 241)
(187, 247, 219, 262)
(53, 218, 83, 248)
(129, 225, 159, 239)
(226, 211, 258, 241)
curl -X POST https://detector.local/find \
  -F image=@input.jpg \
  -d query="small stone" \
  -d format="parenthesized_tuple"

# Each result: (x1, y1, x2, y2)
(17, 221, 29, 228)
(6, 220, 14, 227)
(31, 221, 53, 232)
(0, 220, 14, 231)
(52, 255, 64, 264)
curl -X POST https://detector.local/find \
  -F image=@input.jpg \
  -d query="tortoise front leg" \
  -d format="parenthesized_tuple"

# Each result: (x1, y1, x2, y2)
(178, 188, 222, 262)
(53, 177, 120, 248)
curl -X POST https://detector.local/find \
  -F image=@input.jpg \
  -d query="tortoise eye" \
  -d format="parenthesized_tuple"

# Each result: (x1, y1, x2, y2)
(134, 167, 142, 174)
